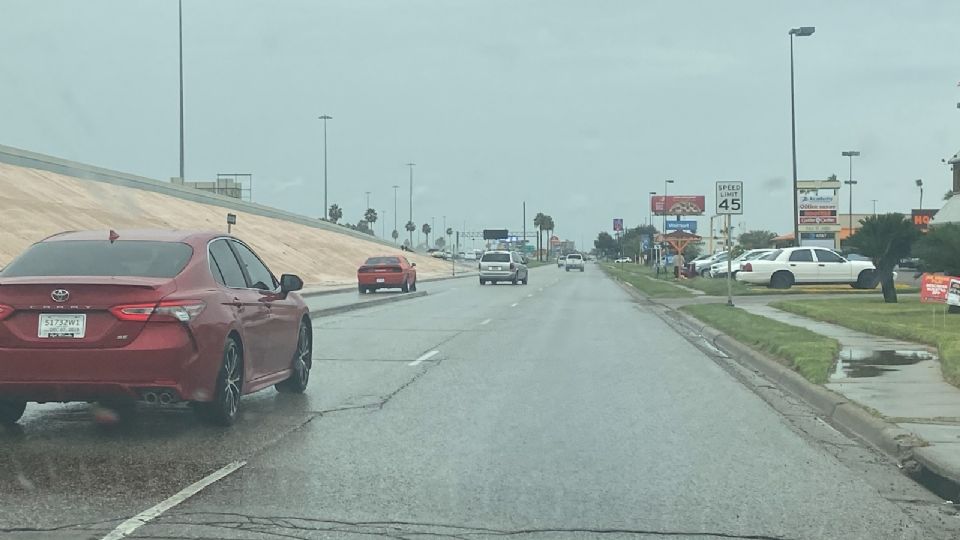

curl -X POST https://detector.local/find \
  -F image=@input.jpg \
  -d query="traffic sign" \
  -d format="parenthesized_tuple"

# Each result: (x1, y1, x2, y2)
(716, 181, 743, 215)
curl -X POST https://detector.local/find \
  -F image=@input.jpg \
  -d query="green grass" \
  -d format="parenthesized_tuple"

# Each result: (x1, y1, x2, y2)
(681, 304, 840, 384)
(772, 298, 960, 388)
(600, 263, 693, 298)
(525, 259, 552, 268)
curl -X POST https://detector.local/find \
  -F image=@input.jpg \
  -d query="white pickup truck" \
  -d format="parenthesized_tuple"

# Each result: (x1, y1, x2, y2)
(565, 253, 585, 272)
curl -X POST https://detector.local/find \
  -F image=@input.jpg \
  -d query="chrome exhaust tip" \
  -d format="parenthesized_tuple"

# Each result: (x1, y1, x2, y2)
(143, 392, 158, 404)
(158, 392, 173, 405)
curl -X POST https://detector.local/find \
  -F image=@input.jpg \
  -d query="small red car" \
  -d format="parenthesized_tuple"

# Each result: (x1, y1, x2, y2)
(357, 255, 417, 293)
(0, 230, 312, 426)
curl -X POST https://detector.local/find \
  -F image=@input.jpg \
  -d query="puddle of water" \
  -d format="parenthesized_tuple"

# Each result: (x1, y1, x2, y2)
(832, 349, 936, 380)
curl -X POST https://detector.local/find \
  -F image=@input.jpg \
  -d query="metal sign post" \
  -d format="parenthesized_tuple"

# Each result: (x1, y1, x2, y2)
(716, 181, 743, 307)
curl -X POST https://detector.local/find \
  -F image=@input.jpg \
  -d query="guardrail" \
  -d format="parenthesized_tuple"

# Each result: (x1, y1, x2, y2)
(0, 143, 397, 247)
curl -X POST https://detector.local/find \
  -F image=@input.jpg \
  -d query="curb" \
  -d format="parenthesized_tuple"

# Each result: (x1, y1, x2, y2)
(309, 290, 428, 318)
(607, 271, 960, 489)
(301, 271, 477, 298)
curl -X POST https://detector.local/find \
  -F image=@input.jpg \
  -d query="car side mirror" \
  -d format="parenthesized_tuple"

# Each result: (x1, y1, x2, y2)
(280, 273, 304, 294)
(411, 262, 417, 267)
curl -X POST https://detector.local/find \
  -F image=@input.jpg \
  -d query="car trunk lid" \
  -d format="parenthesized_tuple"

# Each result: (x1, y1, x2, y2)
(0, 276, 176, 349)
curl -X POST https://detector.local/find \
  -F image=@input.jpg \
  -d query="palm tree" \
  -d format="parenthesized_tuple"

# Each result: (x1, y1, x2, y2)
(391, 229, 399, 242)
(328, 204, 343, 223)
(421, 223, 432, 248)
(847, 213, 920, 303)
(364, 209, 378, 230)
(543, 215, 555, 258)
(533, 213, 546, 261)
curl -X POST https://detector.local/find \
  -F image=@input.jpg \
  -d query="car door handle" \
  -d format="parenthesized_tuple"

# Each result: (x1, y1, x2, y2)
(789, 264, 797, 267)
(818, 264, 825, 267)
(228, 298, 244, 310)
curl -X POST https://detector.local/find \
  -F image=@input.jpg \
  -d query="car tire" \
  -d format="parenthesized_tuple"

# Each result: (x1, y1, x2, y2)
(195, 337, 243, 426)
(853, 270, 878, 290)
(358, 285, 366, 294)
(410, 279, 417, 292)
(401, 279, 410, 293)
(0, 399, 27, 426)
(276, 319, 312, 394)
(770, 271, 794, 290)
(522, 275, 528, 285)
(511, 275, 518, 285)
(700, 269, 709, 277)
(565, 267, 570, 272)
(580, 268, 584, 272)
(479, 278, 485, 285)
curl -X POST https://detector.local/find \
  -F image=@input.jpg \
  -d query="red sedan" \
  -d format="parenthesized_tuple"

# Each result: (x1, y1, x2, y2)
(357, 255, 417, 293)
(0, 230, 312, 426)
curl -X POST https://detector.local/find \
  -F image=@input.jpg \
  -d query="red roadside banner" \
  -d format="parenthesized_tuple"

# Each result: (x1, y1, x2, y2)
(920, 273, 951, 303)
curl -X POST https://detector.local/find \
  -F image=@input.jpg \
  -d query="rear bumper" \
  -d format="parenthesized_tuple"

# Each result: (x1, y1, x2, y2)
(480, 270, 517, 280)
(736, 272, 769, 284)
(0, 333, 209, 403)
(358, 274, 406, 287)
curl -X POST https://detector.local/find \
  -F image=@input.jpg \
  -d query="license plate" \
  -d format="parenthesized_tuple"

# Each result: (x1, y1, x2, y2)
(38, 314, 86, 338)
(376, 278, 385, 283)
(491, 266, 501, 270)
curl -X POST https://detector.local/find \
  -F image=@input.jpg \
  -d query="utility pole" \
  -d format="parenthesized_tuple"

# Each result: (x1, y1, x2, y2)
(365, 191, 371, 210)
(178, 0, 185, 182)
(392, 184, 400, 244)
(842, 150, 860, 244)
(406, 163, 415, 247)
(319, 115, 333, 217)
(789, 26, 816, 247)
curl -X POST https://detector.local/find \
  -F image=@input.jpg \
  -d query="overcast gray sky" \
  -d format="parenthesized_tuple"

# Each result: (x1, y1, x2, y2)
(1, 0, 958, 247)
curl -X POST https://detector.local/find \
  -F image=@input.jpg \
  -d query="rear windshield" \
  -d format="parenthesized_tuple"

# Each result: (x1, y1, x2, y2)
(365, 256, 400, 265)
(567, 254, 582, 259)
(481, 253, 510, 263)
(1, 240, 193, 278)
(759, 250, 782, 261)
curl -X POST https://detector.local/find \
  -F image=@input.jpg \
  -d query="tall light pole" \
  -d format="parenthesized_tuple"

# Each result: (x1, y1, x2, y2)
(365, 191, 371, 210)
(178, 0, 185, 182)
(381, 209, 386, 238)
(318, 115, 333, 218)
(662, 180, 674, 236)
(392, 184, 400, 244)
(872, 199, 877, 216)
(917, 179, 924, 225)
(842, 150, 860, 241)
(406, 163, 415, 246)
(789, 26, 816, 247)
(648, 191, 656, 227)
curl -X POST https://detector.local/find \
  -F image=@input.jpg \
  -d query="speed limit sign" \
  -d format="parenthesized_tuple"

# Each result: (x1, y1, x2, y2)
(716, 181, 743, 215)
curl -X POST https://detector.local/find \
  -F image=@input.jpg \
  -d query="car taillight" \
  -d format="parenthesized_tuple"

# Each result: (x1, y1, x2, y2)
(510, 263, 516, 270)
(110, 300, 206, 323)
(742, 263, 753, 272)
(0, 304, 14, 321)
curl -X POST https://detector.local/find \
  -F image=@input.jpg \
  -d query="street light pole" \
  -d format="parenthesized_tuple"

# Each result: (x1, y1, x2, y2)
(392, 184, 399, 244)
(318, 115, 333, 218)
(789, 26, 815, 247)
(406, 163, 415, 247)
(365, 191, 371, 210)
(917, 179, 924, 222)
(872, 199, 877, 216)
(842, 150, 860, 242)
(178, 0, 185, 182)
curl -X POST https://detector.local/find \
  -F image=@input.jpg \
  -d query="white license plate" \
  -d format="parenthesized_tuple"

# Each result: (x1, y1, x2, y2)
(491, 266, 501, 270)
(38, 314, 86, 338)
(376, 278, 386, 283)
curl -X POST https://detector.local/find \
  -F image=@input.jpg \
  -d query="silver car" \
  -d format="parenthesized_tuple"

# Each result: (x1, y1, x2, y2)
(479, 251, 529, 285)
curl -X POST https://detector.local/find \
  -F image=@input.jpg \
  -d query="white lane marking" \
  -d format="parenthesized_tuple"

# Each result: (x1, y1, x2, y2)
(101, 460, 246, 540)
(409, 350, 439, 366)
(511, 302, 519, 307)
(526, 294, 533, 298)
(480, 318, 492, 325)
(538, 287, 543, 291)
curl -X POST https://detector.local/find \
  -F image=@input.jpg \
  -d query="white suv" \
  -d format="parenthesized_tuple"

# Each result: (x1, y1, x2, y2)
(565, 253, 585, 272)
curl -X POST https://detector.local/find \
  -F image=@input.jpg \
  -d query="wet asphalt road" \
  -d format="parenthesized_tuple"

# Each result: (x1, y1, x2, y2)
(0, 264, 955, 539)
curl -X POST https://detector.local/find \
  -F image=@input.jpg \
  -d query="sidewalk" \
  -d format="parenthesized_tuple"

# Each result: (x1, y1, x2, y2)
(659, 290, 960, 491)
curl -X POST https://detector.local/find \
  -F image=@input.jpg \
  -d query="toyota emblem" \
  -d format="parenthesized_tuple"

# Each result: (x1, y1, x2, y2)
(51, 289, 70, 303)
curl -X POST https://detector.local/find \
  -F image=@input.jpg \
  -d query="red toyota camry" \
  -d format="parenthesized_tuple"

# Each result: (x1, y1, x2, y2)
(357, 255, 417, 293)
(0, 230, 312, 426)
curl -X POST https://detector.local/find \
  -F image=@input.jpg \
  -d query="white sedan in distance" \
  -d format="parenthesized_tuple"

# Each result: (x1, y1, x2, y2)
(736, 247, 879, 289)
(709, 249, 774, 278)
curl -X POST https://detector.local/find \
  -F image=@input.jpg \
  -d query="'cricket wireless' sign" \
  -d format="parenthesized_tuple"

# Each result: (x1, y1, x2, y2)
(716, 181, 743, 215)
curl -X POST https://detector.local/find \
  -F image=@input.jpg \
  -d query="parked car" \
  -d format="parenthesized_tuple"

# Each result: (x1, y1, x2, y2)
(614, 257, 632, 263)
(737, 247, 880, 289)
(565, 253, 585, 272)
(709, 249, 774, 278)
(0, 230, 311, 426)
(479, 251, 528, 285)
(557, 256, 565, 268)
(357, 255, 417, 293)
(693, 251, 729, 277)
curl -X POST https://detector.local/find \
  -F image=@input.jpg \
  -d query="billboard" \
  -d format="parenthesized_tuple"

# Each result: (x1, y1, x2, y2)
(665, 220, 698, 233)
(798, 194, 838, 225)
(651, 195, 706, 216)
(483, 229, 508, 240)
(920, 274, 952, 303)
(912, 209, 937, 231)
(613, 218, 623, 232)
